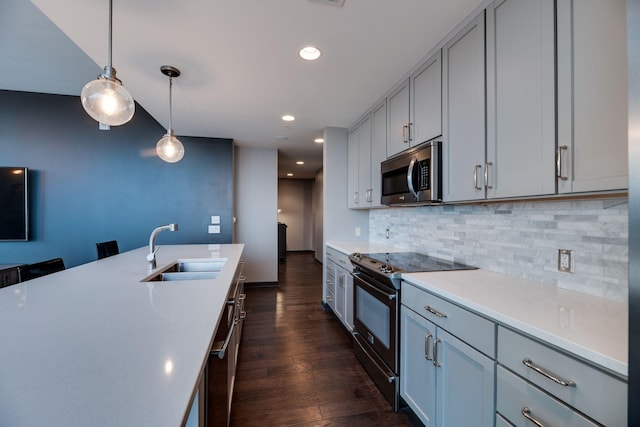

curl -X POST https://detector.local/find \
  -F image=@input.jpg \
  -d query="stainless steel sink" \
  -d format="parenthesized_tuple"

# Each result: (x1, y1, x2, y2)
(141, 258, 227, 282)
(146, 271, 219, 282)
(174, 259, 226, 272)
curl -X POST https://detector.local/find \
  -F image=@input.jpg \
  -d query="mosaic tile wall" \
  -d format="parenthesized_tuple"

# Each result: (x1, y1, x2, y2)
(369, 199, 629, 302)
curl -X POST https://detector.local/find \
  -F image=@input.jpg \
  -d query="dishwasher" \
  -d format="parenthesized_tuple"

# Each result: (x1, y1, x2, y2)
(205, 262, 245, 427)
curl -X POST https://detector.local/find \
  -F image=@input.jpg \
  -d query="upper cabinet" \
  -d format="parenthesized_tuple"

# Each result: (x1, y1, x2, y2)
(442, 13, 486, 203)
(347, 125, 361, 208)
(410, 52, 443, 147)
(348, 0, 628, 208)
(557, 0, 628, 193)
(486, 0, 556, 199)
(348, 105, 386, 210)
(387, 51, 442, 158)
(370, 100, 388, 208)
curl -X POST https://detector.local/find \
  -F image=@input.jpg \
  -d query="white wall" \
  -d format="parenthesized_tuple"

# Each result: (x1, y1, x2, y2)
(278, 179, 314, 251)
(313, 168, 324, 262)
(234, 146, 278, 284)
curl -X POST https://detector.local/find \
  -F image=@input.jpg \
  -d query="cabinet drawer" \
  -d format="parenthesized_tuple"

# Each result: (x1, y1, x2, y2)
(326, 247, 352, 271)
(402, 281, 495, 358)
(325, 288, 335, 310)
(496, 413, 514, 427)
(498, 326, 626, 427)
(497, 366, 598, 427)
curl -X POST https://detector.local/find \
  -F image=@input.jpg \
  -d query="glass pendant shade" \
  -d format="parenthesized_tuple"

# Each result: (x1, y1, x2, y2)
(81, 74, 135, 126)
(156, 130, 184, 163)
(81, 0, 135, 126)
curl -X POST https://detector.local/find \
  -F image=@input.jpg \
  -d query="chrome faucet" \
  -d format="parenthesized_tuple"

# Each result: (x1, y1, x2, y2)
(147, 223, 179, 270)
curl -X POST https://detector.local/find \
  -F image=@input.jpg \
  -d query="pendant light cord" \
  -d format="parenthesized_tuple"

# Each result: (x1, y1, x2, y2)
(107, 0, 113, 70)
(169, 76, 174, 131)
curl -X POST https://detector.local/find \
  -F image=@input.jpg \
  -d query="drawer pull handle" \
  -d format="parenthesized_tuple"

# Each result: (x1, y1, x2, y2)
(522, 358, 576, 387)
(425, 305, 447, 318)
(521, 407, 545, 427)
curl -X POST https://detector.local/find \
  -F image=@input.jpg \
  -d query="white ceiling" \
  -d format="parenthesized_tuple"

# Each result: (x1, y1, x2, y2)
(1, 0, 483, 178)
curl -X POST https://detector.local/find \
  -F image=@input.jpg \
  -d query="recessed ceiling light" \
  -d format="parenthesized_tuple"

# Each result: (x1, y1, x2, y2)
(314, 138, 324, 143)
(299, 46, 321, 61)
(296, 161, 304, 165)
(287, 173, 294, 177)
(282, 114, 295, 122)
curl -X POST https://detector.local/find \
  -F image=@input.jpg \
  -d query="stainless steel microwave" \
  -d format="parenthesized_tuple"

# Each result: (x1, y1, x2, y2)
(380, 138, 442, 205)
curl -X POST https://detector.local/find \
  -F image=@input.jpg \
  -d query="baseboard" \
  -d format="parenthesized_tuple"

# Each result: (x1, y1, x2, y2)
(245, 281, 278, 288)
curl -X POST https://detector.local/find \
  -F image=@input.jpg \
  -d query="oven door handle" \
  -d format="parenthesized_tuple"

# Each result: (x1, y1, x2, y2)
(353, 273, 396, 300)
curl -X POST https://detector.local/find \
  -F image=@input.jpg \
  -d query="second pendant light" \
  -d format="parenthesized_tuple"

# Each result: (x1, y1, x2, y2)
(156, 65, 184, 163)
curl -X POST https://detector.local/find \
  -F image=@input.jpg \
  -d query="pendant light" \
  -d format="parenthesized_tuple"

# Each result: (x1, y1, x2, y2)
(80, 0, 135, 126)
(156, 65, 185, 163)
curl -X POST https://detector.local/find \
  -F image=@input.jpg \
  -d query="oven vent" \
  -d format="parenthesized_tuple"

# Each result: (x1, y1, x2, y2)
(308, 0, 345, 7)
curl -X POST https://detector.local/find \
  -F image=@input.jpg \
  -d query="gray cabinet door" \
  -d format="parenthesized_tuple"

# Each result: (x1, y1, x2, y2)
(486, 0, 556, 198)
(401, 306, 437, 427)
(370, 100, 387, 208)
(347, 126, 360, 208)
(387, 79, 410, 157)
(436, 328, 495, 427)
(442, 12, 486, 202)
(410, 50, 442, 145)
(358, 115, 372, 207)
(557, 0, 628, 193)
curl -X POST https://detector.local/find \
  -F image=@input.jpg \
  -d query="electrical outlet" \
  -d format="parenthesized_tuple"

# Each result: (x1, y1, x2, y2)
(355, 227, 361, 237)
(558, 249, 574, 273)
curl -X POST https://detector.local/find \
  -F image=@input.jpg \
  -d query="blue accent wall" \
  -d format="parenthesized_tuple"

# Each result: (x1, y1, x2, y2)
(0, 90, 233, 268)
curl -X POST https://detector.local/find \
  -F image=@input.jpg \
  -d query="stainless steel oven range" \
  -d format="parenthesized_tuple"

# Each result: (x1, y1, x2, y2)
(349, 252, 476, 411)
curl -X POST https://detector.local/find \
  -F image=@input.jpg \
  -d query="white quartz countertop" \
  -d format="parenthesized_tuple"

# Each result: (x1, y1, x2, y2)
(325, 241, 628, 378)
(0, 244, 244, 427)
(403, 269, 628, 378)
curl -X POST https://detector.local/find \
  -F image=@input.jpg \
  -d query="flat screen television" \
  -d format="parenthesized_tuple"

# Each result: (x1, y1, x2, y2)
(0, 167, 28, 241)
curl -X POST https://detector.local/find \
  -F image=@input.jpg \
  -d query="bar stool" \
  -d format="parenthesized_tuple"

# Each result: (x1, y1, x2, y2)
(17, 258, 65, 282)
(96, 240, 119, 260)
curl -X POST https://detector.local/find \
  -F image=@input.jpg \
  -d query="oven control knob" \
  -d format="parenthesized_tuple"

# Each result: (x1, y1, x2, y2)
(380, 264, 393, 273)
(351, 252, 361, 261)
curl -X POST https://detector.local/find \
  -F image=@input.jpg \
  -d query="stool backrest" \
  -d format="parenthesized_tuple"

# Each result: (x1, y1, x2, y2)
(96, 240, 119, 259)
(18, 258, 66, 282)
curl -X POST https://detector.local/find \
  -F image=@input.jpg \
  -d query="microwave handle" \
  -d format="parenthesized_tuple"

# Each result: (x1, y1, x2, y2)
(407, 157, 419, 198)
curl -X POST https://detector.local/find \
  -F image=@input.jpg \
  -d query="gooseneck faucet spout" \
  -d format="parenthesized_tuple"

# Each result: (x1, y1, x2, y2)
(147, 223, 179, 270)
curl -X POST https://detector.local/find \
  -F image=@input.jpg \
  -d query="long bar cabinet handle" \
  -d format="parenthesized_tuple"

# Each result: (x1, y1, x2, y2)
(521, 407, 545, 427)
(402, 125, 409, 143)
(424, 333, 433, 361)
(433, 338, 442, 367)
(474, 164, 483, 190)
(556, 145, 568, 181)
(484, 162, 493, 189)
(425, 305, 447, 318)
(522, 358, 576, 387)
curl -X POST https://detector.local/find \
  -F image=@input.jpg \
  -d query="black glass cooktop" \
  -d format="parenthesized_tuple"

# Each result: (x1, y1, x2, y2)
(362, 252, 477, 273)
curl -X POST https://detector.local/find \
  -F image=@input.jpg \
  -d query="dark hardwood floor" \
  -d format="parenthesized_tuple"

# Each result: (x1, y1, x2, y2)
(230, 252, 416, 427)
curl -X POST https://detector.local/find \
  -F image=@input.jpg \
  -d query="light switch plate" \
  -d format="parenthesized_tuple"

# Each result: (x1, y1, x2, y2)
(211, 215, 220, 224)
(208, 225, 220, 234)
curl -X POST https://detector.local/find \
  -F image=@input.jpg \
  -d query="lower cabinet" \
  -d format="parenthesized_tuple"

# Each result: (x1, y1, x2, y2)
(496, 326, 627, 427)
(325, 246, 354, 331)
(497, 366, 599, 427)
(400, 305, 495, 427)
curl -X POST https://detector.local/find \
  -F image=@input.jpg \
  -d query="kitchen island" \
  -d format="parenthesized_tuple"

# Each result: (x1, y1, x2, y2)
(0, 244, 244, 427)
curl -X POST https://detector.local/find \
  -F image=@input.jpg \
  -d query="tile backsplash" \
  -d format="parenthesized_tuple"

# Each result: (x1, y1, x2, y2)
(369, 199, 629, 302)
